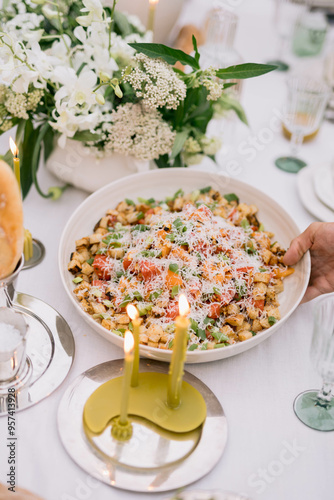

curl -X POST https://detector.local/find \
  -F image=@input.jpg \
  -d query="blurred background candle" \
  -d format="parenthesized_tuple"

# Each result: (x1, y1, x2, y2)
(9, 137, 20, 187)
(112, 0, 183, 44)
(167, 294, 190, 409)
(119, 331, 134, 425)
(147, 0, 159, 33)
(126, 304, 140, 387)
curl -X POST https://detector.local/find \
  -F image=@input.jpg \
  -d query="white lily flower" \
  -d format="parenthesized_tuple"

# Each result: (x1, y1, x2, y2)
(53, 67, 97, 110)
(76, 0, 103, 26)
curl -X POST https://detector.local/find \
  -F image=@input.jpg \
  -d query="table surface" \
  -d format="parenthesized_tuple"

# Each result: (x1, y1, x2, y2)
(0, 1, 333, 499)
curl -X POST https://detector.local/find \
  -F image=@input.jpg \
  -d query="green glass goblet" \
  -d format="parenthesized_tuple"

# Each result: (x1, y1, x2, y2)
(294, 295, 334, 431)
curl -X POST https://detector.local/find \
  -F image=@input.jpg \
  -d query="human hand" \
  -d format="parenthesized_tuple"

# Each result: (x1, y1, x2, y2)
(283, 222, 334, 303)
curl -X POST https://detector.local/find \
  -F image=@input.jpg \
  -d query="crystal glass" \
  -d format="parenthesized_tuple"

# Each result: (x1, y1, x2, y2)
(324, 48, 334, 113)
(267, 0, 307, 71)
(200, 8, 243, 97)
(275, 76, 330, 173)
(0, 257, 28, 382)
(294, 295, 334, 431)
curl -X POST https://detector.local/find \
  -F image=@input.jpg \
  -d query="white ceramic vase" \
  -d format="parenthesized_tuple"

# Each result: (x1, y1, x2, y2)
(46, 139, 150, 193)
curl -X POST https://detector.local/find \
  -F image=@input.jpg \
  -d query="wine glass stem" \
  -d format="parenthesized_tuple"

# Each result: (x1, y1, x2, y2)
(317, 381, 332, 404)
(290, 131, 304, 156)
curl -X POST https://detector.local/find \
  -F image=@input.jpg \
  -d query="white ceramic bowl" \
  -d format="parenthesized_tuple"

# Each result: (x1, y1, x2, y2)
(59, 169, 310, 363)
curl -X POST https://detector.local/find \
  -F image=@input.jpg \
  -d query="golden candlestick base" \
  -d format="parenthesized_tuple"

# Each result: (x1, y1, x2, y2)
(111, 417, 133, 441)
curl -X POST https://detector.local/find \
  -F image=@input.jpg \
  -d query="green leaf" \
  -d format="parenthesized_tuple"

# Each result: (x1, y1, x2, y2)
(125, 198, 135, 205)
(171, 130, 189, 159)
(119, 294, 132, 308)
(268, 316, 277, 326)
(211, 329, 229, 343)
(190, 318, 198, 334)
(20, 120, 38, 199)
(171, 285, 180, 298)
(218, 93, 249, 126)
(132, 290, 144, 300)
(192, 35, 200, 65)
(188, 344, 198, 351)
(199, 186, 211, 194)
(131, 224, 150, 232)
(136, 211, 144, 220)
(72, 131, 102, 142)
(43, 125, 55, 163)
(216, 63, 277, 80)
(150, 289, 163, 301)
(114, 11, 133, 37)
(128, 43, 200, 70)
(169, 263, 179, 274)
(73, 277, 83, 284)
(224, 193, 239, 204)
(240, 218, 250, 230)
(198, 328, 207, 341)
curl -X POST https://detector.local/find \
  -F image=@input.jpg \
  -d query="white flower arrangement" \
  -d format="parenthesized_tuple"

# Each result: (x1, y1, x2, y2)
(0, 0, 275, 199)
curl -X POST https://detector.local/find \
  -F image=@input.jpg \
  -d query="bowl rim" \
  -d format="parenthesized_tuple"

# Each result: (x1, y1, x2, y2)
(58, 168, 311, 362)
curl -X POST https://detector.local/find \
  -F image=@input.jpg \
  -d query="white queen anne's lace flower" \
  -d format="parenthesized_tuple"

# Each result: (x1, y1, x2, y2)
(104, 103, 176, 160)
(124, 53, 187, 110)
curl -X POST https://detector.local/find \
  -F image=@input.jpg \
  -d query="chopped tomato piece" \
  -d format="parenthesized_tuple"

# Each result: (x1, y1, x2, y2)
(206, 329, 214, 341)
(146, 208, 154, 215)
(188, 281, 201, 299)
(138, 218, 146, 224)
(123, 257, 132, 270)
(192, 241, 211, 258)
(216, 290, 234, 305)
(165, 269, 183, 289)
(236, 267, 254, 273)
(91, 280, 107, 288)
(208, 303, 221, 319)
(253, 299, 265, 311)
(92, 255, 112, 280)
(107, 214, 117, 227)
(140, 260, 161, 281)
(165, 300, 179, 320)
(190, 205, 213, 223)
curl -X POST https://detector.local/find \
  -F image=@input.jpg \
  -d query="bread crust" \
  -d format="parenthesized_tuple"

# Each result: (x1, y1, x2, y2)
(0, 159, 24, 279)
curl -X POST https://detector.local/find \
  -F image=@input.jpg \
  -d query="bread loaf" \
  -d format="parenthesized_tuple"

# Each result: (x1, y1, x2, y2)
(0, 159, 24, 279)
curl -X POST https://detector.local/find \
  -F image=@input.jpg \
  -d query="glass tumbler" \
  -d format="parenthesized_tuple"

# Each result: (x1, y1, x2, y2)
(294, 295, 334, 431)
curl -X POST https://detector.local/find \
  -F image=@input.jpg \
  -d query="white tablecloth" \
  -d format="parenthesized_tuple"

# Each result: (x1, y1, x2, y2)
(0, 1, 333, 499)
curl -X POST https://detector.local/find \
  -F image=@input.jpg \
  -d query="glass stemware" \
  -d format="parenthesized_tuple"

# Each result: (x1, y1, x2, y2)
(275, 76, 330, 173)
(267, 0, 306, 71)
(294, 295, 334, 432)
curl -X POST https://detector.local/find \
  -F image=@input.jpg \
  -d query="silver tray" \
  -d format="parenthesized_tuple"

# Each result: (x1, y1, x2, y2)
(0, 292, 75, 415)
(58, 359, 227, 493)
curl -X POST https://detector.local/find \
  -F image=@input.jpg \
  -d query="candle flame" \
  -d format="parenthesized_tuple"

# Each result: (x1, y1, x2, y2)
(126, 304, 139, 321)
(124, 330, 134, 354)
(179, 294, 190, 317)
(149, 0, 159, 5)
(9, 137, 19, 157)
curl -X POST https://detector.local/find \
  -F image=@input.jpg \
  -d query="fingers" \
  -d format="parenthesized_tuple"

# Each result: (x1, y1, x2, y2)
(283, 222, 321, 266)
(301, 285, 321, 304)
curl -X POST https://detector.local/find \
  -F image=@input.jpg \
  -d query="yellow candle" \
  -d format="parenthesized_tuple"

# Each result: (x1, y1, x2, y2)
(126, 304, 140, 387)
(167, 294, 190, 409)
(9, 137, 20, 188)
(119, 330, 134, 425)
(147, 0, 159, 33)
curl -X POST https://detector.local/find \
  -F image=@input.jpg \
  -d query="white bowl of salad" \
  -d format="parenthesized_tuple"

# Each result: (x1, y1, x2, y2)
(59, 168, 310, 363)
